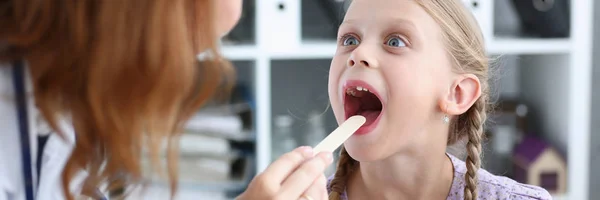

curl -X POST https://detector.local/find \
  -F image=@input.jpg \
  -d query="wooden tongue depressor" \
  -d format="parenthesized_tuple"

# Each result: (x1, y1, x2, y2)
(312, 115, 366, 156)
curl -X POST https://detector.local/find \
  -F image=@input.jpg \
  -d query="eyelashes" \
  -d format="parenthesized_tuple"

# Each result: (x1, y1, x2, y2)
(384, 35, 407, 47)
(338, 33, 410, 48)
(338, 33, 360, 46)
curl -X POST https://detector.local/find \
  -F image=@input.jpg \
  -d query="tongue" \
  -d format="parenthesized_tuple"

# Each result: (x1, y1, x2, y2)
(357, 110, 381, 126)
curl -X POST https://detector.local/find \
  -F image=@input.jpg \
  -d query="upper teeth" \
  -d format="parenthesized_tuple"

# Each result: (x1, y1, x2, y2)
(346, 86, 370, 96)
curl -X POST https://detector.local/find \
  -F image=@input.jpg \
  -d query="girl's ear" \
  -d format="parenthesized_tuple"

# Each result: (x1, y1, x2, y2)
(440, 74, 482, 115)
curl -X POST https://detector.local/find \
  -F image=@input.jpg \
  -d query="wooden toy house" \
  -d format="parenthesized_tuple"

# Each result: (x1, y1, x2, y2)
(512, 136, 567, 195)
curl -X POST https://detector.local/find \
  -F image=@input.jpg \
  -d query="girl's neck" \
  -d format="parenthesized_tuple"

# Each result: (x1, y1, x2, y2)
(347, 148, 454, 200)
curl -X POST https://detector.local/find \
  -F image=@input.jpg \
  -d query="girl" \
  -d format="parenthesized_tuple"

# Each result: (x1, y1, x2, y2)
(326, 0, 552, 199)
(0, 0, 331, 199)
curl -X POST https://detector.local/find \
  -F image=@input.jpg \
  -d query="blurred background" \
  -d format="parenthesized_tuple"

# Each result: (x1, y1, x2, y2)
(140, 0, 598, 199)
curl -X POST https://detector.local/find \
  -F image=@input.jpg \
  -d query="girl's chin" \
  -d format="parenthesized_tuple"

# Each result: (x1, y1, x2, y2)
(345, 149, 387, 163)
(343, 142, 390, 162)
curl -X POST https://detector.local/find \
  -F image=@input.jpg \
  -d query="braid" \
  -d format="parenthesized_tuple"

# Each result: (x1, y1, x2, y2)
(411, 1, 489, 199)
(328, 146, 357, 200)
(462, 98, 486, 200)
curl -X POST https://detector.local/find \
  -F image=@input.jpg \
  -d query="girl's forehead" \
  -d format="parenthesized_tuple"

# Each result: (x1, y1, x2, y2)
(343, 0, 435, 27)
(345, 0, 421, 15)
(341, 0, 441, 36)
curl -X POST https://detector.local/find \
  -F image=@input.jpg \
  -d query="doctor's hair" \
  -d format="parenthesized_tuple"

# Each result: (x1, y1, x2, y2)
(328, 1, 489, 200)
(0, 0, 234, 199)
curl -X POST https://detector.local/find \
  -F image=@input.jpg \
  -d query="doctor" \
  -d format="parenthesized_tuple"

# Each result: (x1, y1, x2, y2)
(0, 0, 332, 200)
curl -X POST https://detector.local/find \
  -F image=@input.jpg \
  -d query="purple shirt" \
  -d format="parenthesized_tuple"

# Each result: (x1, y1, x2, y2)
(327, 153, 552, 200)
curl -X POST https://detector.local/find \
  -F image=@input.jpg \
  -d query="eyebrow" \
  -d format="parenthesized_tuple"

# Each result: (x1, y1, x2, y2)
(340, 18, 417, 29)
(338, 18, 420, 42)
(385, 18, 420, 40)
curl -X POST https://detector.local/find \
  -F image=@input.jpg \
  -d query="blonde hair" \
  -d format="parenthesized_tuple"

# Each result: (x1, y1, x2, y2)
(0, 0, 234, 199)
(329, 0, 489, 200)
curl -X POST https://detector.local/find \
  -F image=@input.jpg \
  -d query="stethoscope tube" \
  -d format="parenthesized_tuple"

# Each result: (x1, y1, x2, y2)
(12, 60, 35, 200)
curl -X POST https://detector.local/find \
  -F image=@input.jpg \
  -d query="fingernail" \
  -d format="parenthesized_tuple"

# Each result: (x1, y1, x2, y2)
(299, 146, 314, 158)
(321, 152, 333, 163)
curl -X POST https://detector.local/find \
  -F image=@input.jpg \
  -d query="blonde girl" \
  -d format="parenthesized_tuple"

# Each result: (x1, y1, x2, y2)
(326, 0, 552, 199)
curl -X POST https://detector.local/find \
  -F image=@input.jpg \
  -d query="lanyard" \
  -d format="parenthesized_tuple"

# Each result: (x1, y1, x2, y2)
(11, 60, 35, 200)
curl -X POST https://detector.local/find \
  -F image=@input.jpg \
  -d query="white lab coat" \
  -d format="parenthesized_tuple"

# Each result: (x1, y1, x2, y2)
(0, 63, 191, 200)
(0, 63, 79, 200)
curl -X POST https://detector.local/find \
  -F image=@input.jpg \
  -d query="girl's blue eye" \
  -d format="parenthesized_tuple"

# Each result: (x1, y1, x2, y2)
(342, 36, 360, 46)
(386, 36, 406, 47)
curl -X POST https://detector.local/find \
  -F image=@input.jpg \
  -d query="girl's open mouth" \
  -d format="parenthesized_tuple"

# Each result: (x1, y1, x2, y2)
(343, 80, 384, 135)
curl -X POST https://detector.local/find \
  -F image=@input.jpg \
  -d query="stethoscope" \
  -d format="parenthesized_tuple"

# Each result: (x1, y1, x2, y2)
(11, 61, 108, 200)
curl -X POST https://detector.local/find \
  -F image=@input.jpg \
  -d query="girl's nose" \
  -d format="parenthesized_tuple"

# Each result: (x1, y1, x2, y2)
(347, 45, 377, 68)
(348, 59, 370, 68)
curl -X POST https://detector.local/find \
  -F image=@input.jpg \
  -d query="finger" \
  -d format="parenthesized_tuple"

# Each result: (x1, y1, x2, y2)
(278, 152, 333, 198)
(320, 174, 329, 200)
(301, 174, 328, 200)
(261, 146, 314, 184)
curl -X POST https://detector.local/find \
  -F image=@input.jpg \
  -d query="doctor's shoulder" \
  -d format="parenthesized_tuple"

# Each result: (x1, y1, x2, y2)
(448, 154, 552, 200)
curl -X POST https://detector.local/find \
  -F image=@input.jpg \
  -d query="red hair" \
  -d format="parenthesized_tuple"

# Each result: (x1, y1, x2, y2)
(0, 0, 234, 199)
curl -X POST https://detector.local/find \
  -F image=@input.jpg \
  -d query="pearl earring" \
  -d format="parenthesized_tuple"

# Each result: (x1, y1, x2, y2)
(442, 104, 449, 123)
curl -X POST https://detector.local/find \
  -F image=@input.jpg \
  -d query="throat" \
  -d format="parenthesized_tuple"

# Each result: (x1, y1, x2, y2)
(348, 154, 455, 200)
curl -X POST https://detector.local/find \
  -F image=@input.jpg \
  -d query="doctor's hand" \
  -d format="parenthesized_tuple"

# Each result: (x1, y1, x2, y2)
(236, 146, 332, 200)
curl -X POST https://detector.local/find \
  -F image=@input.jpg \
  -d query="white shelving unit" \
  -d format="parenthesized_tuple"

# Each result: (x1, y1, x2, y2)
(217, 0, 593, 199)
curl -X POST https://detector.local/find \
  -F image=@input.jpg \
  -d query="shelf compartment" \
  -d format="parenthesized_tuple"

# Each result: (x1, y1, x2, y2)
(270, 59, 339, 175)
(492, 0, 570, 39)
(301, 0, 347, 42)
